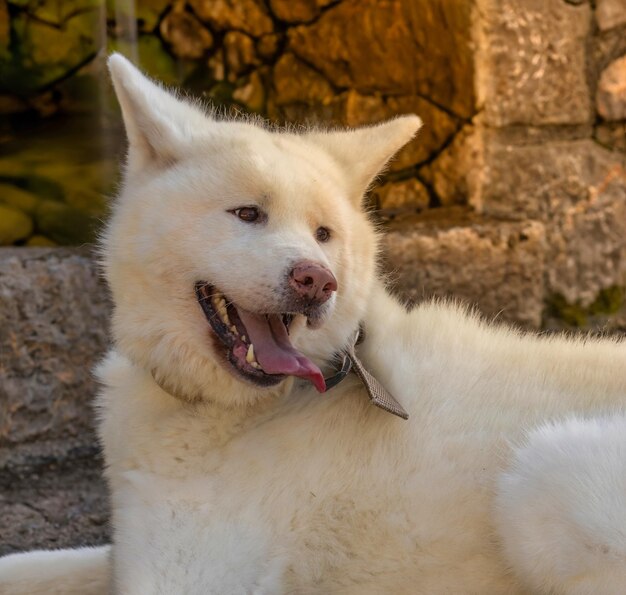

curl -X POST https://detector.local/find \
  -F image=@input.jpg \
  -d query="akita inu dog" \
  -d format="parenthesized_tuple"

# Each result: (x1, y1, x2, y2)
(1, 54, 625, 594)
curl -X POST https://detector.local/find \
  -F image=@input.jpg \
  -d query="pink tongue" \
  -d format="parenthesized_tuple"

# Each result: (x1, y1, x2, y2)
(237, 309, 326, 392)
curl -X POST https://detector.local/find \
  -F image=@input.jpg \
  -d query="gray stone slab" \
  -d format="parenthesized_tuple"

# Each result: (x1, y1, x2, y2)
(0, 247, 111, 553)
(0, 247, 111, 471)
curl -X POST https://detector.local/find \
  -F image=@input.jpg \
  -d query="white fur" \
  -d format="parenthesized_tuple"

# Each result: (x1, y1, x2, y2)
(0, 546, 110, 594)
(1, 55, 625, 594)
(495, 416, 626, 594)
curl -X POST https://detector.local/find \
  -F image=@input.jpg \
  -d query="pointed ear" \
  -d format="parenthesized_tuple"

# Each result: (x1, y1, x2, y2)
(108, 53, 209, 170)
(306, 115, 422, 198)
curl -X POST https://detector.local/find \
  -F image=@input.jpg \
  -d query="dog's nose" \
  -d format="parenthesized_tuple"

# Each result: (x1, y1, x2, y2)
(289, 261, 337, 304)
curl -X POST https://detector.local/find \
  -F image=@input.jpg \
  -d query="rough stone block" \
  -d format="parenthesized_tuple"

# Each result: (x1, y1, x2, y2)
(595, 122, 626, 152)
(546, 170, 626, 306)
(223, 31, 260, 80)
(159, 9, 213, 60)
(597, 55, 626, 121)
(269, 0, 320, 24)
(383, 211, 546, 327)
(189, 0, 273, 37)
(288, 0, 475, 118)
(271, 53, 334, 106)
(473, 137, 624, 221)
(419, 124, 480, 206)
(595, 0, 626, 31)
(256, 33, 281, 61)
(232, 70, 266, 112)
(385, 96, 460, 170)
(0, 248, 110, 472)
(591, 19, 626, 81)
(372, 178, 430, 213)
(475, 0, 591, 126)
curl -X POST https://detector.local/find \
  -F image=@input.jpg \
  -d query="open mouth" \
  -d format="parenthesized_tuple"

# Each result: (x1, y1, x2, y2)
(195, 282, 326, 392)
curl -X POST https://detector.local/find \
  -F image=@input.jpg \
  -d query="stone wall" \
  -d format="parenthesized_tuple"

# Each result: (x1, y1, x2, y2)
(467, 0, 626, 328)
(0, 0, 625, 329)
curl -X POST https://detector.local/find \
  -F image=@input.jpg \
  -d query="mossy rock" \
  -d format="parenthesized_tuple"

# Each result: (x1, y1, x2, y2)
(546, 294, 587, 327)
(27, 160, 118, 197)
(0, 174, 65, 201)
(0, 10, 100, 94)
(588, 286, 624, 316)
(8, 1, 103, 25)
(546, 288, 625, 328)
(17, 175, 66, 201)
(64, 186, 108, 216)
(72, 160, 119, 195)
(0, 183, 40, 214)
(26, 234, 57, 247)
(35, 200, 97, 245)
(0, 203, 34, 244)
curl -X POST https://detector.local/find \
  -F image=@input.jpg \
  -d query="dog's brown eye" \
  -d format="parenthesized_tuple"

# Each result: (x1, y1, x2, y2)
(232, 207, 260, 223)
(316, 226, 331, 243)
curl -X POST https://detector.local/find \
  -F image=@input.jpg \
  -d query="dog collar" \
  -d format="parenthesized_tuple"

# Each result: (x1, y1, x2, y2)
(324, 326, 409, 420)
(323, 326, 364, 390)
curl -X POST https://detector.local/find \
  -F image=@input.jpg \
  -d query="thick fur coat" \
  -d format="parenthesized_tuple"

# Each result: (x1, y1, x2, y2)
(1, 55, 625, 594)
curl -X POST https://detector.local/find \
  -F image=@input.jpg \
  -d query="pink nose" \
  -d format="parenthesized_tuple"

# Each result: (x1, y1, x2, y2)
(289, 261, 337, 304)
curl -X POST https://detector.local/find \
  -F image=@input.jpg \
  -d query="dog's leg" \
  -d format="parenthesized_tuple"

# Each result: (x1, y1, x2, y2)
(495, 415, 626, 594)
(0, 545, 110, 595)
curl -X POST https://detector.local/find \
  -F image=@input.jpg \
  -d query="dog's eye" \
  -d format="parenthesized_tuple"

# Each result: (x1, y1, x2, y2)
(316, 226, 331, 243)
(231, 206, 262, 223)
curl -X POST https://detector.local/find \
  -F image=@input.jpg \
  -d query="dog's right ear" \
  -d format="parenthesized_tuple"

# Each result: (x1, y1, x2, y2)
(108, 53, 209, 172)
(305, 116, 422, 203)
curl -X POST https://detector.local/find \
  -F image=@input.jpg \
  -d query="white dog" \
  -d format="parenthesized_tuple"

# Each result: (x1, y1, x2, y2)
(1, 54, 625, 594)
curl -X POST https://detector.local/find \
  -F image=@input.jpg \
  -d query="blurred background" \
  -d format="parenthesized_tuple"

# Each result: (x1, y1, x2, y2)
(0, 0, 625, 554)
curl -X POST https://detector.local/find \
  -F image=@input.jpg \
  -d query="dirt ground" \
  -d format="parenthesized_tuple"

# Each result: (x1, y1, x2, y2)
(0, 455, 110, 556)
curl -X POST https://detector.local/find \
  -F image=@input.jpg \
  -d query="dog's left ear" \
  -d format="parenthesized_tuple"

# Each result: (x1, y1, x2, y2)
(108, 53, 210, 172)
(306, 116, 422, 201)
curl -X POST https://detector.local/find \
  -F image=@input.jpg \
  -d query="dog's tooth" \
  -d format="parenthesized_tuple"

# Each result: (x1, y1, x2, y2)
(246, 343, 255, 363)
(241, 335, 247, 342)
(217, 300, 230, 326)
(251, 362, 261, 369)
(230, 325, 237, 334)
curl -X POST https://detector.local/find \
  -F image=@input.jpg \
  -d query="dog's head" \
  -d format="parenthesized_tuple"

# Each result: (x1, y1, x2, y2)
(103, 54, 421, 406)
